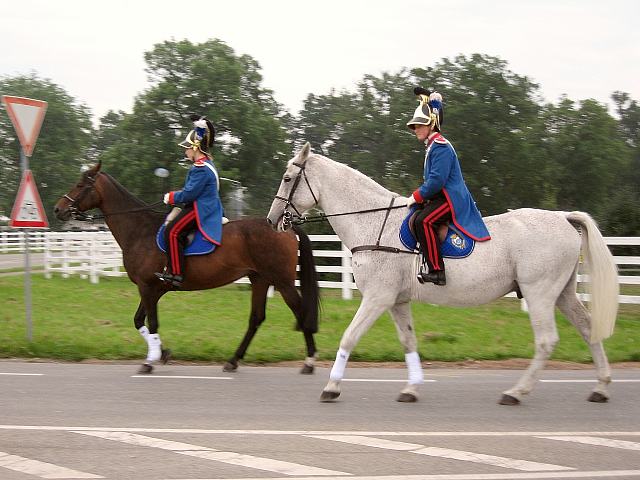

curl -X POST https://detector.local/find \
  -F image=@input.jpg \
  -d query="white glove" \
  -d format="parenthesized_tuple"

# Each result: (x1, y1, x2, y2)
(405, 195, 417, 208)
(222, 216, 229, 225)
(163, 193, 170, 204)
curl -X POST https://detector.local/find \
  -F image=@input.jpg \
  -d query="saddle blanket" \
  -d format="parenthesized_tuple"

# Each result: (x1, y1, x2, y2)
(156, 224, 216, 256)
(399, 205, 475, 259)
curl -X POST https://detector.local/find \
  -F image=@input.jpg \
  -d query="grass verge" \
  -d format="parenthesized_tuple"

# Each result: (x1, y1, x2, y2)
(0, 274, 638, 363)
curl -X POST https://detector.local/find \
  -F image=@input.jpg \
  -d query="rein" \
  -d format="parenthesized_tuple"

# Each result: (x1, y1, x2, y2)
(62, 172, 166, 222)
(276, 162, 416, 255)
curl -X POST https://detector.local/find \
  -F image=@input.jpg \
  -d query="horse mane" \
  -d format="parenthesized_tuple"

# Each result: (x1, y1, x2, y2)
(312, 153, 397, 197)
(101, 173, 149, 208)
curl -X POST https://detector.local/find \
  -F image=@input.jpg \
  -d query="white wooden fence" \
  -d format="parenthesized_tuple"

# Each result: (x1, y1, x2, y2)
(2, 231, 639, 304)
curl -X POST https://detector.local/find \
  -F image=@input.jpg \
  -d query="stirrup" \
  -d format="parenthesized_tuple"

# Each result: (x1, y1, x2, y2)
(417, 267, 446, 286)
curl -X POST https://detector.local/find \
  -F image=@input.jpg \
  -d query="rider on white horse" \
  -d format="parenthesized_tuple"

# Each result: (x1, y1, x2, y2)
(405, 87, 491, 286)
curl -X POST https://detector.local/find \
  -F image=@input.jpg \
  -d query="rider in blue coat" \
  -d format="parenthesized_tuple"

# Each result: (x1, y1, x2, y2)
(405, 88, 490, 286)
(155, 115, 224, 287)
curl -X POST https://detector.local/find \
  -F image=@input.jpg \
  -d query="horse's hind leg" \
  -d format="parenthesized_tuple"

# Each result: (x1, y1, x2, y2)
(223, 274, 269, 372)
(556, 286, 611, 402)
(278, 282, 317, 374)
(389, 301, 423, 403)
(501, 298, 559, 405)
(137, 285, 169, 374)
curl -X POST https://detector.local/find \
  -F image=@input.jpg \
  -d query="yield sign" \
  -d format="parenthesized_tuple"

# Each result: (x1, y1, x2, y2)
(10, 170, 49, 228)
(1, 96, 48, 157)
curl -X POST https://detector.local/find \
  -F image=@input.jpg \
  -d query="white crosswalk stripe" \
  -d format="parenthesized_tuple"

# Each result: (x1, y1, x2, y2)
(73, 431, 350, 476)
(0, 450, 103, 478)
(307, 435, 574, 472)
(538, 436, 640, 451)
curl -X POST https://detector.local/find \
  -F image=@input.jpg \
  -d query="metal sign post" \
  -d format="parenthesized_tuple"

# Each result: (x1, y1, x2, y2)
(2, 96, 48, 341)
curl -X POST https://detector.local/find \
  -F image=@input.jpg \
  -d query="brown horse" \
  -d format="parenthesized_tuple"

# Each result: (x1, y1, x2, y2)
(54, 162, 319, 374)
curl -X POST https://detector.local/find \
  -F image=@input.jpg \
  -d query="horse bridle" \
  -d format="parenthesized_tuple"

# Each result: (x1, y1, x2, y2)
(61, 172, 164, 221)
(273, 161, 415, 255)
(274, 161, 318, 228)
(62, 173, 100, 220)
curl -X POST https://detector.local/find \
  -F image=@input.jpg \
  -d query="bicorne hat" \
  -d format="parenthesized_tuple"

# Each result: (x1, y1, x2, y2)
(178, 115, 215, 155)
(406, 87, 444, 131)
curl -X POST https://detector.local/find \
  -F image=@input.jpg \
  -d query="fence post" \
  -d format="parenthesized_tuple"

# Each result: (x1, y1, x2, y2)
(44, 232, 51, 279)
(89, 233, 99, 284)
(341, 244, 353, 300)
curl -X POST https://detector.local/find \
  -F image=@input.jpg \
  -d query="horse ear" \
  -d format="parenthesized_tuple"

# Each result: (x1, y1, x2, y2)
(299, 142, 311, 163)
(96, 160, 102, 172)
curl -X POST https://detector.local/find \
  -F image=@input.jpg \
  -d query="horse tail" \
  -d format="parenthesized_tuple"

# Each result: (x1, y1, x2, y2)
(566, 211, 619, 343)
(292, 224, 320, 333)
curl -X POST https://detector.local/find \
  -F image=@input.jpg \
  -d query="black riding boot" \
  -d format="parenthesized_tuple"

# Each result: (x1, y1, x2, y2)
(417, 263, 446, 286)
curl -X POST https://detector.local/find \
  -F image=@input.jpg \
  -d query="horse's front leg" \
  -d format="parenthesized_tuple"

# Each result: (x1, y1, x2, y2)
(389, 301, 423, 403)
(137, 286, 170, 374)
(320, 294, 395, 402)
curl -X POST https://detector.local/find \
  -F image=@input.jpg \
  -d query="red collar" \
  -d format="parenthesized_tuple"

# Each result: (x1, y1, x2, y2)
(426, 132, 444, 146)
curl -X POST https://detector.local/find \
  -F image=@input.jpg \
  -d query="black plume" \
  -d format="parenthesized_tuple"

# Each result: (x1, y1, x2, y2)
(413, 86, 431, 97)
(189, 114, 202, 122)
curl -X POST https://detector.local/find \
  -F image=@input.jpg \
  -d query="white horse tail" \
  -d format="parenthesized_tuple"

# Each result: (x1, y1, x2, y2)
(566, 211, 619, 343)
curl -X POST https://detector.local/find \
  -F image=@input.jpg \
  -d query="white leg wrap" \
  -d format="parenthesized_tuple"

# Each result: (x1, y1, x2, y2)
(146, 333, 162, 363)
(329, 348, 350, 381)
(138, 326, 150, 341)
(406, 351, 424, 385)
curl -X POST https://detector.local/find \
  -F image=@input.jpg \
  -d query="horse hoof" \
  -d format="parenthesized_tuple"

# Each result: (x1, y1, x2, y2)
(396, 392, 418, 403)
(161, 349, 171, 365)
(223, 361, 238, 372)
(499, 394, 520, 405)
(320, 390, 340, 402)
(588, 391, 609, 403)
(138, 363, 153, 374)
(300, 364, 314, 375)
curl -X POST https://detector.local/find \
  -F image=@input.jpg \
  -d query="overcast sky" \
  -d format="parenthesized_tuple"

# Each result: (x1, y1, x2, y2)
(2, 0, 638, 123)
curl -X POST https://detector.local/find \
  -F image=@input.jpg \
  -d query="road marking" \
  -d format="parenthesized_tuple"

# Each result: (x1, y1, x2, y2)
(73, 431, 349, 476)
(0, 450, 102, 478)
(343, 379, 436, 383)
(0, 372, 43, 376)
(2, 426, 640, 436)
(539, 436, 640, 451)
(307, 435, 572, 472)
(130, 375, 233, 380)
(165, 471, 640, 480)
(540, 379, 640, 383)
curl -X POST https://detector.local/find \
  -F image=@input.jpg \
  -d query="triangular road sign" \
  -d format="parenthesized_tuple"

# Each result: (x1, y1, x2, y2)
(1, 96, 47, 157)
(10, 170, 49, 228)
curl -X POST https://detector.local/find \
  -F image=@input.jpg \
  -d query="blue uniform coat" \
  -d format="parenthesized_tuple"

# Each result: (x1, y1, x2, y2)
(168, 158, 223, 245)
(412, 133, 491, 241)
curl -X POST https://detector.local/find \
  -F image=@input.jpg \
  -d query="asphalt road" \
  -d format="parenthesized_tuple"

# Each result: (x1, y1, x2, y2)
(0, 253, 44, 270)
(0, 362, 639, 480)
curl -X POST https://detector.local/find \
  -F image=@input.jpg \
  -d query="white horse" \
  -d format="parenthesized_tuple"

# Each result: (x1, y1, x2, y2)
(267, 143, 619, 405)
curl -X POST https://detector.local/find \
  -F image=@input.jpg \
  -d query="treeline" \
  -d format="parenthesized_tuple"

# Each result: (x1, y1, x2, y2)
(1, 40, 638, 235)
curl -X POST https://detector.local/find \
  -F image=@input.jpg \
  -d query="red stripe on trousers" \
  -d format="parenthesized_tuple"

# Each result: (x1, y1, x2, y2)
(422, 203, 450, 271)
(169, 210, 196, 274)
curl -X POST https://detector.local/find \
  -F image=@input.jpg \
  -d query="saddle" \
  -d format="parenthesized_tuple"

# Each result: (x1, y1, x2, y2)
(155, 208, 216, 256)
(399, 205, 475, 259)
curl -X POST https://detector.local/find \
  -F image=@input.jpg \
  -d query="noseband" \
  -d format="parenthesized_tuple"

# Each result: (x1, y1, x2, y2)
(274, 162, 318, 228)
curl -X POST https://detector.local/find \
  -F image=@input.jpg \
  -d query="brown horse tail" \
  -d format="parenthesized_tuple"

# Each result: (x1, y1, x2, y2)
(293, 225, 320, 334)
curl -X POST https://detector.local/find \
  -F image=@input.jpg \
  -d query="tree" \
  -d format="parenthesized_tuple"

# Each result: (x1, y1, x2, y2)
(0, 74, 92, 226)
(96, 39, 290, 215)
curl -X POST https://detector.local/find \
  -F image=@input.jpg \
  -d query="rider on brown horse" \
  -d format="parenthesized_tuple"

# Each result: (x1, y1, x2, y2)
(156, 115, 224, 288)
